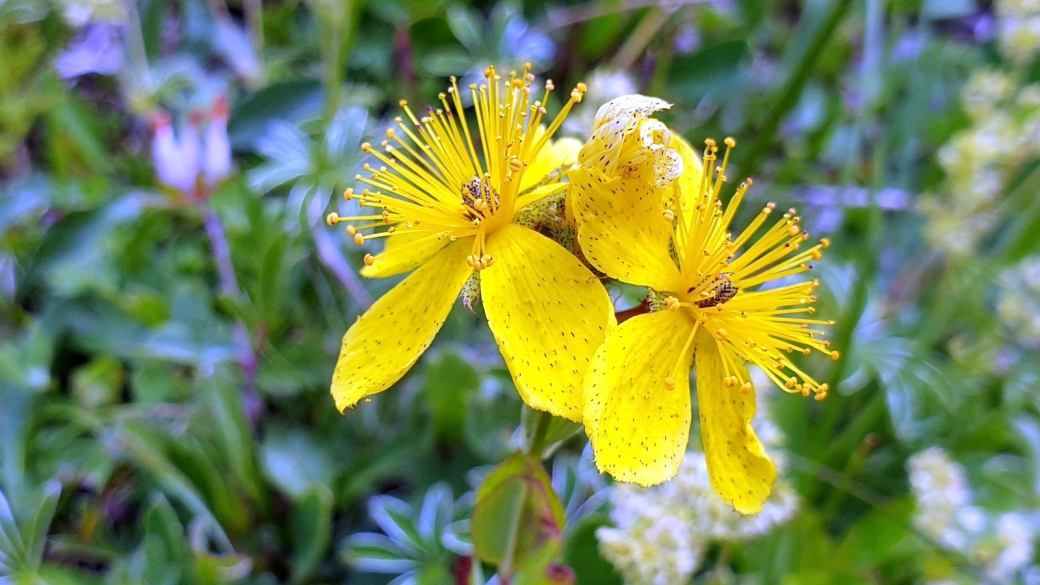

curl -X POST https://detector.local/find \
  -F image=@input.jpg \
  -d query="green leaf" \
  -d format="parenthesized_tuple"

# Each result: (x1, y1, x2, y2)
(290, 484, 334, 584)
(446, 4, 485, 53)
(227, 79, 323, 151)
(425, 351, 480, 446)
(471, 453, 564, 576)
(668, 40, 751, 103)
(562, 515, 621, 585)
(71, 357, 124, 409)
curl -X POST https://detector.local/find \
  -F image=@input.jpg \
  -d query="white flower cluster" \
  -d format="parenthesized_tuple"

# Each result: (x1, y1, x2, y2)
(997, 0, 1040, 65)
(923, 0, 1040, 257)
(596, 419, 798, 585)
(997, 257, 1040, 347)
(908, 447, 1037, 583)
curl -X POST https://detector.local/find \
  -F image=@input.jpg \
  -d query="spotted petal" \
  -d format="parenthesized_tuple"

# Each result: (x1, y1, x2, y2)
(569, 166, 683, 292)
(331, 239, 473, 411)
(584, 310, 696, 486)
(360, 231, 449, 278)
(694, 327, 776, 514)
(481, 223, 615, 422)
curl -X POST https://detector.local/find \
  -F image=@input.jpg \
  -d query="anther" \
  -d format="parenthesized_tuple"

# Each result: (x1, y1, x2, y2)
(360, 142, 372, 152)
(788, 224, 801, 236)
(820, 238, 831, 248)
(353, 233, 365, 246)
(343, 188, 353, 201)
(346, 225, 357, 236)
(811, 249, 822, 260)
(576, 82, 587, 93)
(830, 351, 841, 361)
(740, 382, 751, 394)
(724, 137, 736, 148)
(664, 377, 676, 390)
(814, 392, 827, 402)
(325, 212, 339, 226)
(363, 254, 374, 266)
(785, 377, 797, 389)
(715, 329, 727, 340)
(398, 99, 408, 107)
(665, 296, 680, 312)
(662, 210, 676, 222)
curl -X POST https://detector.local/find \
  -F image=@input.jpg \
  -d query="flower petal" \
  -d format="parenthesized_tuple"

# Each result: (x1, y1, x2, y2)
(667, 133, 704, 222)
(360, 231, 449, 278)
(694, 327, 777, 514)
(331, 240, 473, 411)
(520, 136, 582, 193)
(584, 310, 695, 486)
(568, 166, 683, 292)
(481, 223, 615, 422)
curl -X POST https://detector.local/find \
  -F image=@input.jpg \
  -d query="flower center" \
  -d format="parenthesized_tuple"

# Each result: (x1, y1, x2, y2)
(691, 273, 738, 308)
(461, 176, 500, 221)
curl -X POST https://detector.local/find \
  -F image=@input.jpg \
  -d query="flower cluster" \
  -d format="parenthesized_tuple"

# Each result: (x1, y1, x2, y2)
(997, 0, 1040, 66)
(997, 256, 1040, 347)
(922, 0, 1040, 257)
(908, 447, 1037, 583)
(150, 97, 233, 200)
(597, 415, 798, 585)
(326, 66, 835, 514)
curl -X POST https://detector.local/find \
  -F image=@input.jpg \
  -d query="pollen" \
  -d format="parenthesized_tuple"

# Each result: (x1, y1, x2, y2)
(664, 377, 676, 390)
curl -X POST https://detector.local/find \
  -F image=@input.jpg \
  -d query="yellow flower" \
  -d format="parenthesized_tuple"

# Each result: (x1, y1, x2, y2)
(327, 65, 615, 423)
(570, 100, 835, 514)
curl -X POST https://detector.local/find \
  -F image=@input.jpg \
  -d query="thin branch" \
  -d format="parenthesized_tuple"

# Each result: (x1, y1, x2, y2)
(202, 205, 263, 426)
(544, 0, 711, 31)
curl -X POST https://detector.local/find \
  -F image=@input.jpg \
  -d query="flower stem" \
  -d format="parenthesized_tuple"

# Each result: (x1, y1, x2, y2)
(526, 411, 553, 458)
(202, 205, 263, 427)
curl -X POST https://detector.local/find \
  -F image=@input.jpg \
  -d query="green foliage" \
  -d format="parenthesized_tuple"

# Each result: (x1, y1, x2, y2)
(1, 0, 1039, 583)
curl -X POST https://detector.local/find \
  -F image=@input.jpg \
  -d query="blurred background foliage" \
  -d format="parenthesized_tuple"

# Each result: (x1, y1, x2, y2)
(2, 0, 1040, 583)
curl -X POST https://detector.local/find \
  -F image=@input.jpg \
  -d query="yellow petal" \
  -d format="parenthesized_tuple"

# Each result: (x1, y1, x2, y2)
(360, 231, 448, 278)
(331, 240, 473, 411)
(568, 166, 683, 292)
(520, 136, 583, 193)
(667, 133, 704, 222)
(481, 223, 615, 422)
(583, 310, 696, 486)
(694, 327, 777, 514)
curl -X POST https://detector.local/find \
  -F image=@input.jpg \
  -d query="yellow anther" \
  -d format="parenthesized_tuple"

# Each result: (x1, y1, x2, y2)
(724, 137, 736, 148)
(811, 249, 823, 260)
(662, 210, 676, 222)
(325, 212, 339, 226)
(353, 233, 365, 246)
(570, 89, 583, 102)
(665, 296, 680, 311)
(715, 328, 727, 340)
(801, 386, 810, 397)
(363, 254, 374, 266)
(814, 392, 827, 402)
(343, 188, 353, 201)
(788, 224, 800, 236)
(398, 99, 408, 107)
(346, 225, 357, 236)
(385, 128, 396, 138)
(509, 158, 523, 172)
(820, 237, 831, 248)
(830, 351, 841, 361)
(360, 142, 372, 152)
(664, 377, 676, 390)
(576, 82, 587, 93)
(785, 377, 797, 390)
